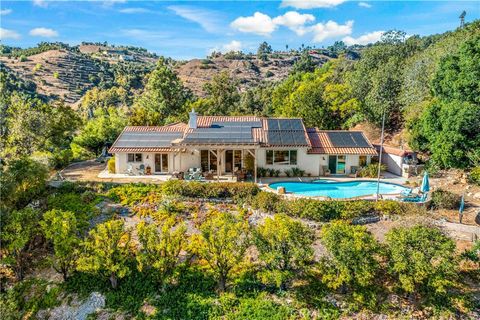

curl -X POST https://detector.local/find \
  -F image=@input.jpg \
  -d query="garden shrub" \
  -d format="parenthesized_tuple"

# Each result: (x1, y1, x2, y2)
(107, 158, 115, 173)
(106, 184, 162, 206)
(431, 189, 461, 209)
(249, 191, 281, 213)
(357, 163, 387, 178)
(47, 192, 98, 229)
(469, 167, 480, 185)
(373, 200, 404, 215)
(161, 181, 259, 200)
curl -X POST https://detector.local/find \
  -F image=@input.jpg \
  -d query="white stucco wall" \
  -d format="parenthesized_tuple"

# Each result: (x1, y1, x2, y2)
(257, 148, 322, 176)
(381, 153, 403, 176)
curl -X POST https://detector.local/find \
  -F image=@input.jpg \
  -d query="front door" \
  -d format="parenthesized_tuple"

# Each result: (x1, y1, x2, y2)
(154, 154, 168, 173)
(225, 150, 242, 173)
(328, 155, 337, 174)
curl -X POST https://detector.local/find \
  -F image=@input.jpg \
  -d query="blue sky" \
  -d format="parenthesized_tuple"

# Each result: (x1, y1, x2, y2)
(1, 1, 479, 59)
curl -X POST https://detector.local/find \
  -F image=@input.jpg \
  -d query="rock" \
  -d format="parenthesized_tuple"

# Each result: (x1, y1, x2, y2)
(473, 192, 480, 199)
(48, 292, 105, 320)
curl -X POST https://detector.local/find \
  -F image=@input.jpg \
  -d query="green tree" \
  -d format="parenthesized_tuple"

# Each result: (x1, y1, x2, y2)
(40, 209, 80, 281)
(130, 58, 191, 125)
(257, 41, 272, 61)
(201, 71, 240, 115)
(0, 157, 48, 211)
(432, 34, 480, 105)
(1, 208, 39, 280)
(72, 107, 127, 157)
(319, 221, 380, 295)
(254, 214, 314, 289)
(77, 220, 132, 289)
(136, 217, 186, 283)
(291, 50, 317, 74)
(385, 225, 457, 297)
(192, 211, 251, 292)
(408, 99, 480, 168)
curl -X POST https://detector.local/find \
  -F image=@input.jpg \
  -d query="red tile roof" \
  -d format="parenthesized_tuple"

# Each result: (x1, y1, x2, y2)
(109, 147, 173, 153)
(373, 144, 413, 157)
(307, 129, 377, 155)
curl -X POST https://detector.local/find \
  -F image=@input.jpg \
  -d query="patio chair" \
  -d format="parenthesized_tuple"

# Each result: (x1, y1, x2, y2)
(126, 164, 135, 176)
(191, 171, 205, 181)
(349, 166, 359, 178)
(402, 192, 428, 203)
(137, 164, 145, 175)
(321, 165, 331, 177)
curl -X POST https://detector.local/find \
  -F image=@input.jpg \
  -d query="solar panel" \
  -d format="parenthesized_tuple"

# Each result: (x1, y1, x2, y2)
(115, 131, 182, 148)
(267, 119, 280, 130)
(327, 132, 371, 148)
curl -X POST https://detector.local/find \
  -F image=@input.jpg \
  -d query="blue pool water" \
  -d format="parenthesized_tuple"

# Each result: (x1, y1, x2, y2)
(269, 180, 410, 199)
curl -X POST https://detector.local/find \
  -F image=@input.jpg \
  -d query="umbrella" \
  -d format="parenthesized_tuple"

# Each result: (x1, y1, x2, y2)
(420, 171, 430, 193)
(459, 194, 465, 214)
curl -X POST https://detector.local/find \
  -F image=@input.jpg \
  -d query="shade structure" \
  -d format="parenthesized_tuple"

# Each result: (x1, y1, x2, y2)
(459, 194, 465, 214)
(420, 171, 430, 193)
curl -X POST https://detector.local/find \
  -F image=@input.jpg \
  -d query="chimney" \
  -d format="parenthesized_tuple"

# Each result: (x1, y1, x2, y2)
(188, 108, 197, 129)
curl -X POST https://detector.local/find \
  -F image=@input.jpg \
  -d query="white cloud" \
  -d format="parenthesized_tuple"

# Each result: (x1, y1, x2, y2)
(272, 11, 315, 36)
(119, 8, 152, 14)
(280, 0, 346, 9)
(230, 12, 277, 36)
(343, 30, 384, 45)
(33, 0, 48, 8)
(29, 27, 58, 38)
(309, 20, 353, 42)
(222, 40, 242, 52)
(358, 2, 372, 8)
(168, 6, 221, 33)
(0, 28, 21, 40)
(1, 9, 12, 15)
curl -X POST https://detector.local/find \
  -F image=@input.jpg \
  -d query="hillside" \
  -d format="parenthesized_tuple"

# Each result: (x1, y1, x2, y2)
(0, 44, 332, 104)
(175, 52, 330, 96)
(0, 49, 114, 105)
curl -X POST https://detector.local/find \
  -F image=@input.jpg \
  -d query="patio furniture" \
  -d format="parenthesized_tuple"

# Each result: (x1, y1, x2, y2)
(348, 166, 359, 178)
(137, 164, 145, 175)
(191, 171, 205, 181)
(126, 164, 135, 176)
(204, 170, 214, 180)
(235, 169, 246, 182)
(145, 165, 152, 175)
(321, 165, 331, 177)
(402, 192, 428, 203)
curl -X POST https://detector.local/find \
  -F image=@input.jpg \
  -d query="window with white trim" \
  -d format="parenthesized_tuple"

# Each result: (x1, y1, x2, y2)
(127, 153, 142, 162)
(266, 150, 297, 165)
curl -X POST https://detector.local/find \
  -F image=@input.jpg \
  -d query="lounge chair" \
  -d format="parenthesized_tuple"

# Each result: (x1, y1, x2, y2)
(402, 192, 428, 203)
(191, 171, 205, 181)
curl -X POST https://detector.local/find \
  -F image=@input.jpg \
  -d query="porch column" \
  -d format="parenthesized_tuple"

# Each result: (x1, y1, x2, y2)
(216, 149, 220, 182)
(254, 149, 257, 184)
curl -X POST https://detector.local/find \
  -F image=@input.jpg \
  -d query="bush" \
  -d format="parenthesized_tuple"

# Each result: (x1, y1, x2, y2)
(19, 55, 27, 62)
(107, 158, 115, 173)
(357, 163, 387, 178)
(431, 189, 461, 209)
(469, 167, 480, 185)
(249, 191, 280, 213)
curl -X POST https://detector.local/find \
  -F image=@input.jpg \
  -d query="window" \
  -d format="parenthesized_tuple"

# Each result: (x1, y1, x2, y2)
(265, 150, 297, 165)
(127, 153, 142, 162)
(201, 150, 217, 172)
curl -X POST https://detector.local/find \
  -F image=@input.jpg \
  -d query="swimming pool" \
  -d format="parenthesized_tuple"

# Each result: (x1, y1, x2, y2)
(268, 180, 410, 199)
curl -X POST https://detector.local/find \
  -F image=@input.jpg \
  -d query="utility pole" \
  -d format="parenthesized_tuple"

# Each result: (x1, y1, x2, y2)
(376, 109, 386, 201)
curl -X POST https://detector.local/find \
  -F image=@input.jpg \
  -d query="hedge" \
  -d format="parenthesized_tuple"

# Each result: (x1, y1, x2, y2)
(247, 191, 419, 222)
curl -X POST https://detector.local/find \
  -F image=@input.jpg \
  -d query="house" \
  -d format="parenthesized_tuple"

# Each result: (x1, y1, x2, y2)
(373, 144, 421, 177)
(109, 110, 377, 181)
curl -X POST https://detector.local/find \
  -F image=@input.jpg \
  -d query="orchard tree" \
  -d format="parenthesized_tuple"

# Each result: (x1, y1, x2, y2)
(254, 214, 314, 289)
(130, 58, 191, 125)
(319, 221, 380, 294)
(192, 211, 251, 292)
(40, 209, 79, 281)
(77, 220, 132, 289)
(1, 208, 39, 280)
(136, 217, 187, 283)
(385, 225, 457, 297)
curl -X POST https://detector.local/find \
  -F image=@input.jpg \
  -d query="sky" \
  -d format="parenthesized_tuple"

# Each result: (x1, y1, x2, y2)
(1, 1, 479, 59)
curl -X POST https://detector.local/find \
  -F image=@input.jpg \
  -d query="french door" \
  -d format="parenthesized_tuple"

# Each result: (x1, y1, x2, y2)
(154, 154, 168, 173)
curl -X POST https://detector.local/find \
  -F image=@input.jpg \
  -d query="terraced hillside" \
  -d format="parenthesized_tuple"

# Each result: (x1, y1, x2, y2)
(176, 52, 330, 96)
(0, 49, 112, 105)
